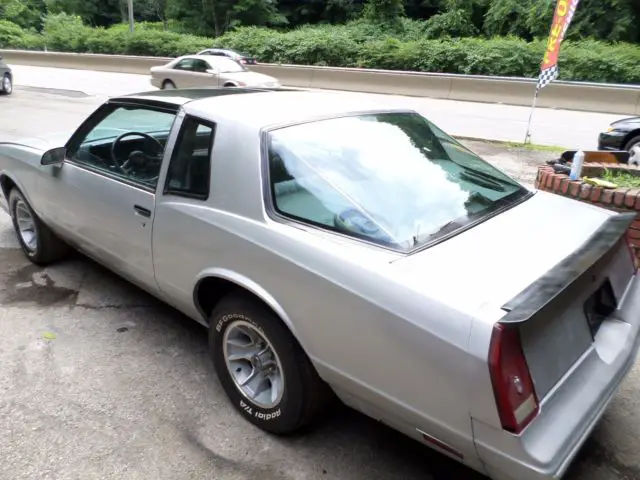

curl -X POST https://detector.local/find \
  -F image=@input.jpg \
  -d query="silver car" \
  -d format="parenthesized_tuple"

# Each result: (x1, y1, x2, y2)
(0, 88, 639, 480)
(150, 55, 279, 90)
(197, 48, 258, 65)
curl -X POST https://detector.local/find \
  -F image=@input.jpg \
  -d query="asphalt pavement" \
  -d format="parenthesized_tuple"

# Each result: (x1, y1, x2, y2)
(8, 64, 630, 149)
(0, 82, 639, 480)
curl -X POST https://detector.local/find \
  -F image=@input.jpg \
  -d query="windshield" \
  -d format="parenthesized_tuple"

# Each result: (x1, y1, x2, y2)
(84, 107, 175, 143)
(267, 112, 529, 251)
(209, 57, 247, 73)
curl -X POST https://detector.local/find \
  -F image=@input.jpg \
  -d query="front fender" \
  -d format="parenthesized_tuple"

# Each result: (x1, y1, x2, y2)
(193, 267, 297, 336)
(0, 170, 30, 215)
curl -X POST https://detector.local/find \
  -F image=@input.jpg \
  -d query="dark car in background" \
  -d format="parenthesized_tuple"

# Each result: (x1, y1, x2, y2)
(0, 55, 13, 95)
(598, 116, 640, 155)
(196, 48, 258, 65)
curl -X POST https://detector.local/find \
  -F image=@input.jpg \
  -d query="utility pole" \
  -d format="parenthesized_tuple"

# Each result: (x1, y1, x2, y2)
(127, 0, 135, 32)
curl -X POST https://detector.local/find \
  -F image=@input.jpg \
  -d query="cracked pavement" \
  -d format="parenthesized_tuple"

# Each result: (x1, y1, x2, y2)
(1, 86, 640, 480)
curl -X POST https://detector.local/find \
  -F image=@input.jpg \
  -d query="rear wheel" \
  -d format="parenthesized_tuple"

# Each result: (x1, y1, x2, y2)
(223, 82, 237, 88)
(1, 74, 12, 95)
(8, 189, 69, 265)
(209, 292, 333, 435)
(162, 80, 176, 90)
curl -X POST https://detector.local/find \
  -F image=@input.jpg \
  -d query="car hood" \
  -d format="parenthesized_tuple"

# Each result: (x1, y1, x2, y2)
(222, 71, 277, 85)
(389, 189, 615, 320)
(611, 116, 640, 128)
(0, 131, 73, 153)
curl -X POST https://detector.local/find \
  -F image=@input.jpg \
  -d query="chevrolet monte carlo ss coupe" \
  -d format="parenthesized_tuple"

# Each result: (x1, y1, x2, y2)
(1, 88, 639, 480)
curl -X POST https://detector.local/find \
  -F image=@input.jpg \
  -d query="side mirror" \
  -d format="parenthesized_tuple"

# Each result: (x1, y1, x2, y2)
(41, 147, 66, 166)
(206, 68, 219, 75)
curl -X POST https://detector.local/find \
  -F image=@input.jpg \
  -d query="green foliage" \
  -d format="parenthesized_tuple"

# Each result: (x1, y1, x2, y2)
(2, 15, 639, 85)
(363, 0, 405, 26)
(2, 0, 639, 44)
(0, 0, 46, 30)
(424, 8, 478, 38)
(0, 19, 44, 48)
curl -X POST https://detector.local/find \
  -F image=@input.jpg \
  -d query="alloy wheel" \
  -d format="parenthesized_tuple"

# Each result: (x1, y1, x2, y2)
(222, 320, 285, 409)
(15, 199, 37, 251)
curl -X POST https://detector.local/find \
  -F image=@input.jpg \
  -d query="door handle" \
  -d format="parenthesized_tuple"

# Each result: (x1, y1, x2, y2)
(134, 205, 151, 218)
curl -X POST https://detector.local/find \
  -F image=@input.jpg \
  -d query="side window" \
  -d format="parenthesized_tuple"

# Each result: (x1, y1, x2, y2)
(174, 59, 194, 71)
(193, 60, 210, 73)
(68, 105, 177, 189)
(164, 116, 215, 199)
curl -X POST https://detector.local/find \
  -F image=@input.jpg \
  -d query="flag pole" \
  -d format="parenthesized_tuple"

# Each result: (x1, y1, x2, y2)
(524, 85, 540, 145)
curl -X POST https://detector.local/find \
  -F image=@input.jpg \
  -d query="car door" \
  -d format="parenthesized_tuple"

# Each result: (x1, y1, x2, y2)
(37, 100, 179, 294)
(190, 59, 219, 88)
(171, 58, 201, 88)
(151, 114, 217, 318)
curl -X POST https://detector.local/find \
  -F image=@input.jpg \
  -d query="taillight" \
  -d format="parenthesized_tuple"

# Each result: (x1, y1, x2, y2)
(625, 234, 639, 270)
(488, 324, 539, 434)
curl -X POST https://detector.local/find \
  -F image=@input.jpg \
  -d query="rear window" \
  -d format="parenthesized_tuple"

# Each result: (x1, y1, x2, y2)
(266, 112, 529, 251)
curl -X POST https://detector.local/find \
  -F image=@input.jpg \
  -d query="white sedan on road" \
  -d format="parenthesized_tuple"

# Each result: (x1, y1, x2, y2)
(150, 55, 280, 90)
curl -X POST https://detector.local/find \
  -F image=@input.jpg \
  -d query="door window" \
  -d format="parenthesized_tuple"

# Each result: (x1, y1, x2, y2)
(164, 115, 215, 199)
(67, 104, 177, 190)
(192, 59, 211, 73)
(174, 58, 196, 71)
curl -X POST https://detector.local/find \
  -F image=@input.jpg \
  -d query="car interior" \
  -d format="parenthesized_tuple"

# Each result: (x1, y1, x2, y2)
(73, 125, 213, 194)
(269, 149, 395, 245)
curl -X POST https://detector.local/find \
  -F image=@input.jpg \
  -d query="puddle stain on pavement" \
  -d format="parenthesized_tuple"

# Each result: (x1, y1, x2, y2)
(0, 248, 78, 307)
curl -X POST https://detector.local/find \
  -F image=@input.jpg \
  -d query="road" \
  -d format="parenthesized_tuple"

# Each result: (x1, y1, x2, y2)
(0, 77, 639, 480)
(7, 64, 629, 149)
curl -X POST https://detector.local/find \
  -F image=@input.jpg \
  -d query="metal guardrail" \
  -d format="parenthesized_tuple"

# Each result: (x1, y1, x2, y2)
(2, 48, 640, 115)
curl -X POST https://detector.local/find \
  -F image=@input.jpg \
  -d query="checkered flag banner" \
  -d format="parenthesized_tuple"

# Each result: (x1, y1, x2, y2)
(536, 0, 581, 92)
(537, 65, 559, 90)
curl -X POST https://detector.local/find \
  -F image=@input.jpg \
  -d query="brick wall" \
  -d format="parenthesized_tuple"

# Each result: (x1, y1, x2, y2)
(535, 164, 640, 266)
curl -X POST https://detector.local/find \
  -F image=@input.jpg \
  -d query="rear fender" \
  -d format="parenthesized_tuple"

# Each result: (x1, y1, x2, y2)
(193, 267, 298, 337)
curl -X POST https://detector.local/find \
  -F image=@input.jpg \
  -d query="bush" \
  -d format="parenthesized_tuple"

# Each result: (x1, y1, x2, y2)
(1, 16, 639, 84)
(424, 9, 479, 39)
(0, 19, 45, 50)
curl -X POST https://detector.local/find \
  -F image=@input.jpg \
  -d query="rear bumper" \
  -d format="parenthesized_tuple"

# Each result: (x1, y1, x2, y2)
(474, 273, 640, 480)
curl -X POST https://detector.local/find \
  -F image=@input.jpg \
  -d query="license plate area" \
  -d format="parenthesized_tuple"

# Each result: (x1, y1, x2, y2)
(583, 278, 617, 339)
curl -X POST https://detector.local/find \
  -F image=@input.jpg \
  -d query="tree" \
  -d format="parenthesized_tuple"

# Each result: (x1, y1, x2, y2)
(166, 0, 285, 36)
(0, 0, 47, 30)
(277, 0, 361, 27)
(45, 0, 123, 26)
(362, 0, 405, 25)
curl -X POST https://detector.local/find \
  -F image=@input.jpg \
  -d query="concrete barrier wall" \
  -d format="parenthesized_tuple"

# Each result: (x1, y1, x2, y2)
(3, 49, 640, 115)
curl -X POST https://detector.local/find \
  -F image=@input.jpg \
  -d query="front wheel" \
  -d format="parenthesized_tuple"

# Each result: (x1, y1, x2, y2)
(8, 189, 69, 265)
(209, 293, 332, 435)
(624, 135, 640, 166)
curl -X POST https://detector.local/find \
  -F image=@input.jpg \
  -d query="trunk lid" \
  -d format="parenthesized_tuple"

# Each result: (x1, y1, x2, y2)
(391, 190, 637, 400)
(390, 190, 617, 317)
(224, 71, 277, 86)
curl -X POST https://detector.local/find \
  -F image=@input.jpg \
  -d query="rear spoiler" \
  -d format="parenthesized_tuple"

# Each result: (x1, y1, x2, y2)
(499, 212, 636, 324)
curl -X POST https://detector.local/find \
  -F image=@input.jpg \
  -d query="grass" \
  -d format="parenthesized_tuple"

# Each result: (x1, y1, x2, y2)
(601, 169, 640, 188)
(502, 141, 567, 153)
(455, 137, 567, 153)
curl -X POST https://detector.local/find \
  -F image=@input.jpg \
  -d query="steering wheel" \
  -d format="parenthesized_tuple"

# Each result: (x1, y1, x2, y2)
(110, 132, 164, 170)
